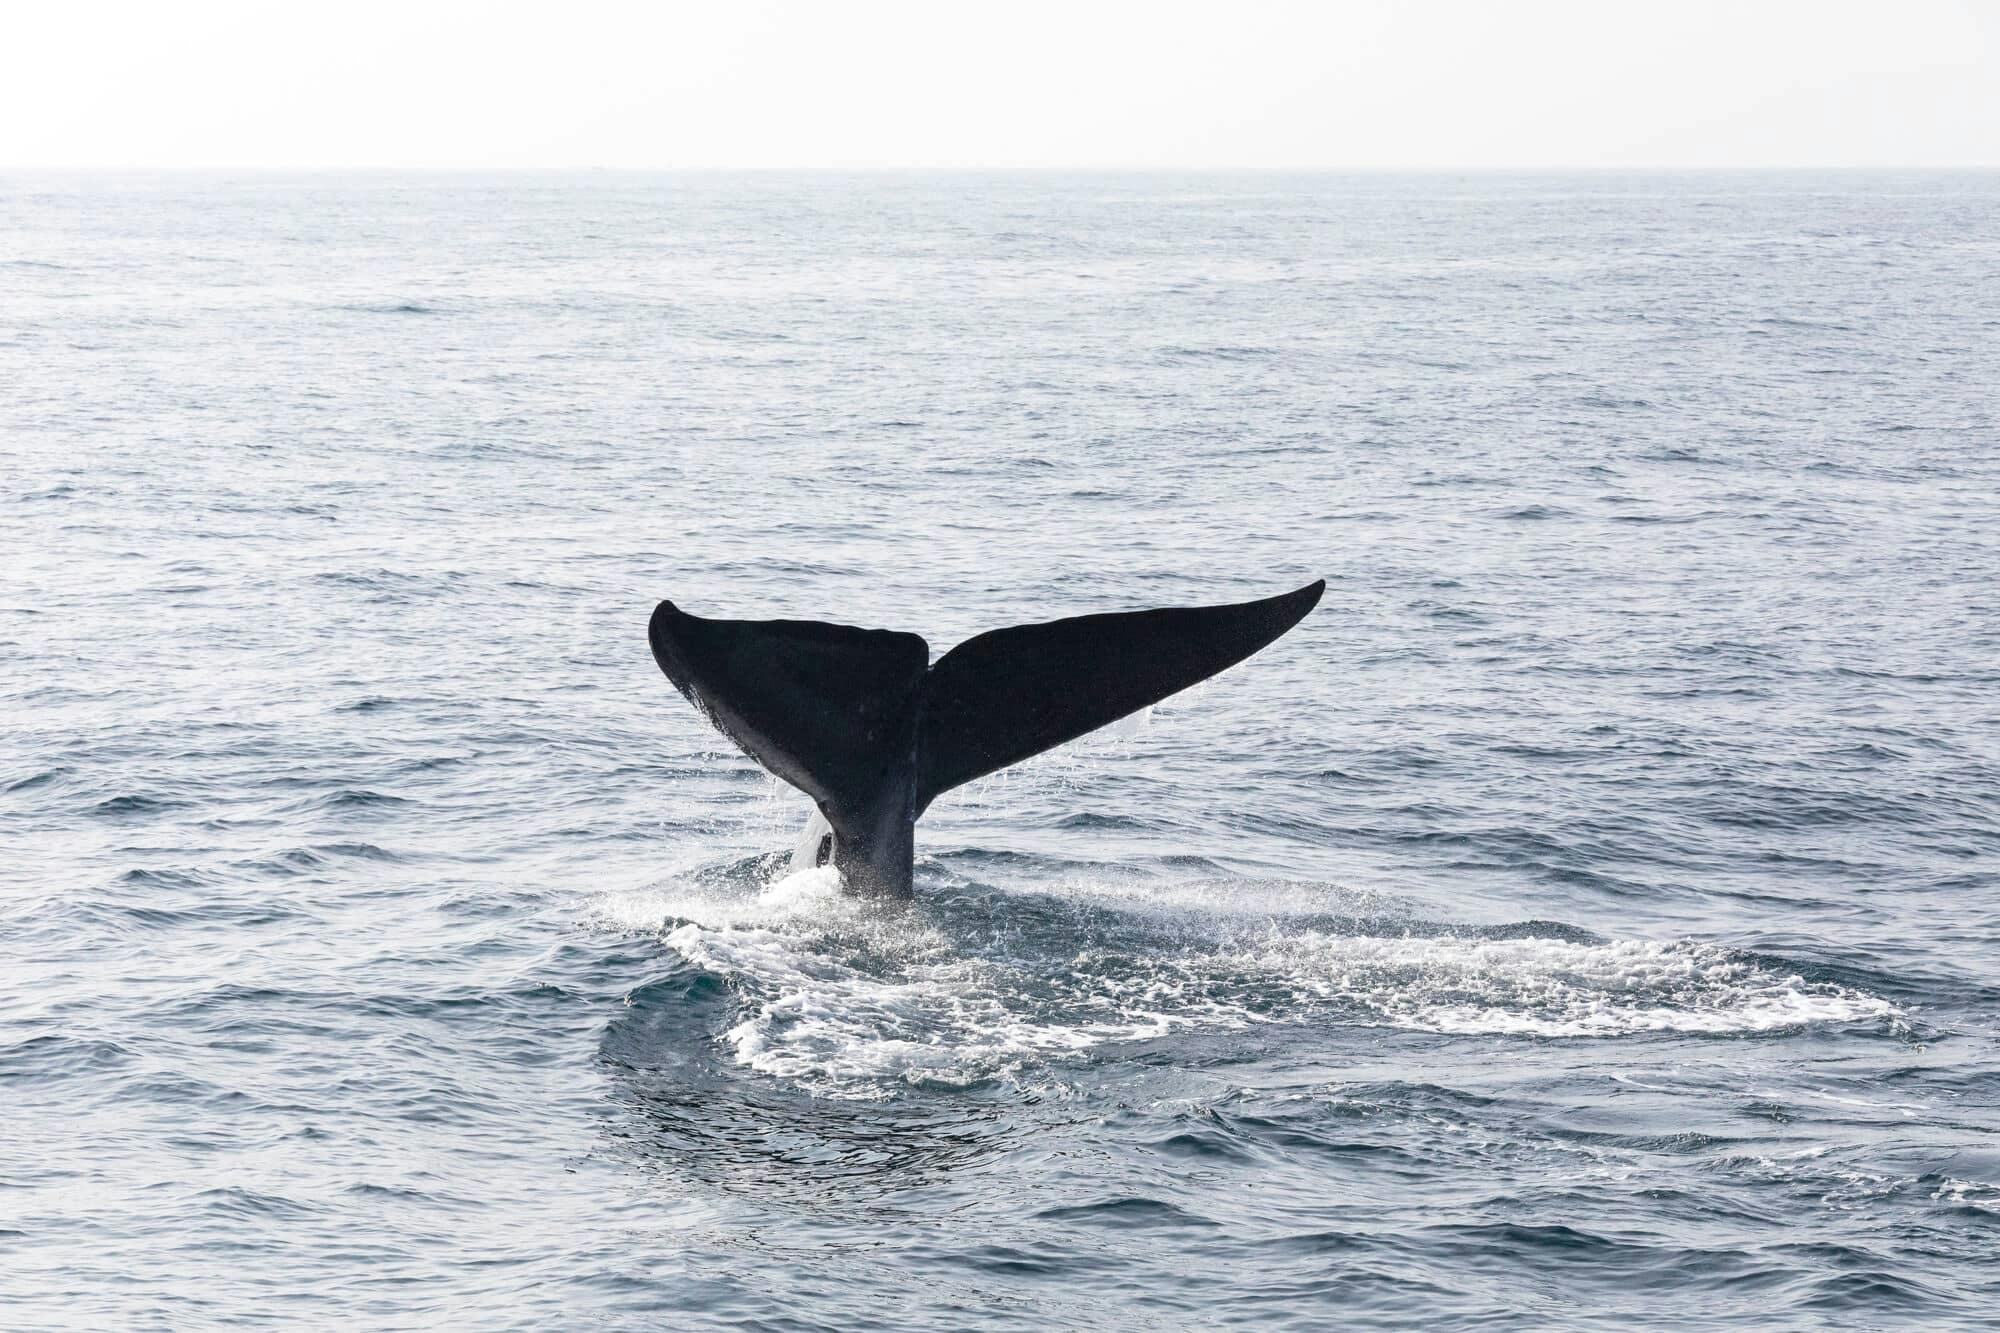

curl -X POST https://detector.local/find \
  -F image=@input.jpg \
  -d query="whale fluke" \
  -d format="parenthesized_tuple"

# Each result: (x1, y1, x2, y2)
(649, 580, 1324, 899)
(647, 606, 927, 819)
(914, 581, 1325, 812)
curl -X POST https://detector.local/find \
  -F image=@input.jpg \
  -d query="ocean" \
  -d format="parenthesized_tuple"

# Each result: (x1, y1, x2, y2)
(3, 170, 1997, 1328)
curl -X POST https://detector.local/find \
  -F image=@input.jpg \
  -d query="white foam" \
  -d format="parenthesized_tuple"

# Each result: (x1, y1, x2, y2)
(586, 872, 1900, 1096)
(665, 920, 1200, 1098)
(1931, 1178, 2000, 1213)
(1240, 933, 1900, 1037)
(589, 865, 865, 934)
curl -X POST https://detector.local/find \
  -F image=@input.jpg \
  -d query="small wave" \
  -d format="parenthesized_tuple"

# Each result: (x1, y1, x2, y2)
(194, 1187, 324, 1222)
(231, 839, 400, 876)
(0, 1033, 135, 1082)
(337, 300, 441, 315)
(1055, 811, 1155, 831)
(1159, 344, 1277, 361)
(310, 567, 466, 600)
(336, 696, 399, 713)
(88, 793, 184, 818)
(116, 867, 221, 891)
(1035, 1196, 1219, 1228)
(317, 789, 411, 810)
(317, 840, 403, 861)
(113, 899, 303, 930)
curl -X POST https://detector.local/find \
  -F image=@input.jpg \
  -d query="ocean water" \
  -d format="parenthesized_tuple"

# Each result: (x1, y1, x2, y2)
(3, 171, 1998, 1329)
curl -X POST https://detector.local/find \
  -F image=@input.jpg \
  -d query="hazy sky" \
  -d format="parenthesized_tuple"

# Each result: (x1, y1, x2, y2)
(5, 0, 1995, 169)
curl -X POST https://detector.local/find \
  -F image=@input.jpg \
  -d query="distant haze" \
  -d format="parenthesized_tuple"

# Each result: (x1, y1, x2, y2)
(4, 0, 1996, 169)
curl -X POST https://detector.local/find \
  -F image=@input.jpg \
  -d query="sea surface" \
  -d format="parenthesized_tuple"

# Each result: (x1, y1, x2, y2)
(3, 171, 1998, 1329)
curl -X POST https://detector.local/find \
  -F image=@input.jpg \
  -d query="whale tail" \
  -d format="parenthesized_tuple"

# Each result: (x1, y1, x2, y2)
(648, 580, 1325, 897)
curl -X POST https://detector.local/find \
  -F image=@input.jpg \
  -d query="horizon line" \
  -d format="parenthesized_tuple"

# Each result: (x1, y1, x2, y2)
(6, 162, 1999, 174)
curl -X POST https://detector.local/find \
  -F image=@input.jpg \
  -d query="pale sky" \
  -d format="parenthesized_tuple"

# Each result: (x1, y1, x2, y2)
(3, 0, 1996, 169)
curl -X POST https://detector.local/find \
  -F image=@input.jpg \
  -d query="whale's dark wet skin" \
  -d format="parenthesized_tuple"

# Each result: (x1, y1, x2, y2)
(648, 582, 1325, 898)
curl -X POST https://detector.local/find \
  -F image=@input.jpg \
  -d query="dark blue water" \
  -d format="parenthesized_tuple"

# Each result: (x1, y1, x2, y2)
(4, 172, 1998, 1329)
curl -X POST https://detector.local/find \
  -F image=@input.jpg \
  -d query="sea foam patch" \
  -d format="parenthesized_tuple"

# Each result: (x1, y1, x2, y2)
(1224, 933, 1899, 1037)
(590, 872, 1899, 1096)
(590, 865, 859, 934)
